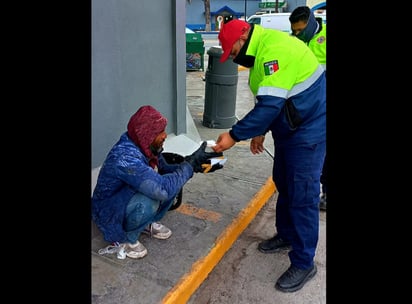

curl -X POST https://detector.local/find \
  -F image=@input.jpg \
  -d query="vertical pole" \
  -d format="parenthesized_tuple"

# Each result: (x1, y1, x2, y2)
(244, 0, 247, 20)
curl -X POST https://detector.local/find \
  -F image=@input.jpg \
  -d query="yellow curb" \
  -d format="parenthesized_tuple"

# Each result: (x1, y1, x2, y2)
(161, 176, 276, 304)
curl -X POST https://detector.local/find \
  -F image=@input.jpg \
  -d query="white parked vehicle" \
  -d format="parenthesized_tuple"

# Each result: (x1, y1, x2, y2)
(247, 12, 326, 34)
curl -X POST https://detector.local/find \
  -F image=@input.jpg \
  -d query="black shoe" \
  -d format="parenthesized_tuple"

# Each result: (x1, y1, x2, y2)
(258, 235, 291, 253)
(275, 264, 317, 292)
(319, 194, 326, 211)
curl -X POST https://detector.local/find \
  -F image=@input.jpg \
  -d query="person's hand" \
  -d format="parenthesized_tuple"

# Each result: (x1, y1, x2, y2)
(185, 141, 223, 173)
(250, 135, 265, 154)
(212, 132, 236, 153)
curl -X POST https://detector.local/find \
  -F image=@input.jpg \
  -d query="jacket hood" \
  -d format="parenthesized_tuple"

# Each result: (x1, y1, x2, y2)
(127, 105, 168, 168)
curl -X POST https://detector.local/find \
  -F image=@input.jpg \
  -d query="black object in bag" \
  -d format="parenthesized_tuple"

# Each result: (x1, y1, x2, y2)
(284, 98, 302, 130)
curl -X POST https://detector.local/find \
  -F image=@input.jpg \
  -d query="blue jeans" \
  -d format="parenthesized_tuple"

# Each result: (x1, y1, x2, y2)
(124, 193, 174, 243)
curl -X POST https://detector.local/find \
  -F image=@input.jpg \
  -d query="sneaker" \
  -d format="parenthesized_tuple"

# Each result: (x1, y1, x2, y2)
(144, 222, 172, 239)
(124, 240, 147, 259)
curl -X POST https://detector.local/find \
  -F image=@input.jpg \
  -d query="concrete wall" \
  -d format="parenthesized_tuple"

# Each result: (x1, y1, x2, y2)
(92, 0, 187, 169)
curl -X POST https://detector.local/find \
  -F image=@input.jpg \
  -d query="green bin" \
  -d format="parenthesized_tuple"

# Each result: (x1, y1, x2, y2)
(186, 32, 205, 71)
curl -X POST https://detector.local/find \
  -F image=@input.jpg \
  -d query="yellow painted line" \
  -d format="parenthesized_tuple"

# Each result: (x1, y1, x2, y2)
(176, 203, 222, 223)
(161, 176, 276, 304)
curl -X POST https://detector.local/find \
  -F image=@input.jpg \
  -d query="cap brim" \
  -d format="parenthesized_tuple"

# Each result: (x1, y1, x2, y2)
(219, 51, 230, 63)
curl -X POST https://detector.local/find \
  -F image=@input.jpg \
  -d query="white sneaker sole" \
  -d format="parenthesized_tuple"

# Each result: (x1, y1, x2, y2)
(151, 231, 172, 240)
(126, 248, 148, 259)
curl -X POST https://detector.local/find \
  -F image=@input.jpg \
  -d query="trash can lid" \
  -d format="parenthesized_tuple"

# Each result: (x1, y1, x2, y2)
(207, 46, 223, 56)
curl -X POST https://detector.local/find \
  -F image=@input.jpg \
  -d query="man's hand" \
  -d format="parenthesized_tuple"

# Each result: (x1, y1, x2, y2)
(250, 135, 265, 154)
(212, 132, 236, 153)
(185, 141, 223, 173)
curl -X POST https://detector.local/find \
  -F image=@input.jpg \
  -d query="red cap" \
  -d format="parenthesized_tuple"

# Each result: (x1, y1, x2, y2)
(218, 19, 250, 63)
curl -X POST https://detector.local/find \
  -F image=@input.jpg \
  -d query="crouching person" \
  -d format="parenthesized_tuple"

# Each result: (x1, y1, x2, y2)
(92, 105, 223, 259)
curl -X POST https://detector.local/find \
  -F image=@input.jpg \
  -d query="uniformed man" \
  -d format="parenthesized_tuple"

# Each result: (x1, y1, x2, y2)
(212, 19, 326, 292)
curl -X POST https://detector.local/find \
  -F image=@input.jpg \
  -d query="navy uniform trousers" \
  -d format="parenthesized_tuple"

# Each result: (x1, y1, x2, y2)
(272, 140, 326, 269)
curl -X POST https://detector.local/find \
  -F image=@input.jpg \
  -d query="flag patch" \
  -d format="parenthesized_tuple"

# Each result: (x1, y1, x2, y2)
(264, 60, 279, 75)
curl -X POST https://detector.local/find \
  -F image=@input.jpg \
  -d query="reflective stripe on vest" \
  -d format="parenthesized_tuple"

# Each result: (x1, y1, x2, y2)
(257, 65, 324, 98)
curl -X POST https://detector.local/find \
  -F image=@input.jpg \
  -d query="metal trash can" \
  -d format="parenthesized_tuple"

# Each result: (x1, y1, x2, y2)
(203, 46, 238, 129)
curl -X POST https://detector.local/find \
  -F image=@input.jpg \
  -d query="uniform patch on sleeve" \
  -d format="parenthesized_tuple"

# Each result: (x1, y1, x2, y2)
(264, 60, 279, 75)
